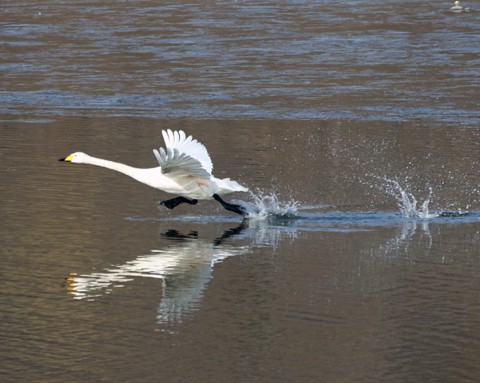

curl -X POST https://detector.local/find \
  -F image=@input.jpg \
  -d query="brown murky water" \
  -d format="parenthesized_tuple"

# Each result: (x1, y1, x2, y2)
(2, 1, 480, 382)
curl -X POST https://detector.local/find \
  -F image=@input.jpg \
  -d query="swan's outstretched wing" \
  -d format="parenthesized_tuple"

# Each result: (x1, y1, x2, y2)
(153, 147, 210, 179)
(160, 130, 213, 174)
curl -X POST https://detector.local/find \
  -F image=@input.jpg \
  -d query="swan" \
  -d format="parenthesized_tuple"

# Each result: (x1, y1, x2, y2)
(59, 129, 249, 216)
(450, 1, 471, 12)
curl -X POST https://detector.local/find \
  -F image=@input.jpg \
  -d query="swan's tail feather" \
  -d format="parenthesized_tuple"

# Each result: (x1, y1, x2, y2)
(214, 177, 249, 194)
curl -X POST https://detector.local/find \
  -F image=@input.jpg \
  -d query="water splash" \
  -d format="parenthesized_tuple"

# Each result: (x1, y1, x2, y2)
(381, 178, 438, 219)
(233, 191, 299, 219)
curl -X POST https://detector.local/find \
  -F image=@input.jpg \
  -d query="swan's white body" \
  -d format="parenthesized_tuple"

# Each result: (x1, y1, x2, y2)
(61, 130, 248, 201)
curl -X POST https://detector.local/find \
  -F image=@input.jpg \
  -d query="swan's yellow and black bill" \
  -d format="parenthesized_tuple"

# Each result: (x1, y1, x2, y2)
(58, 154, 73, 162)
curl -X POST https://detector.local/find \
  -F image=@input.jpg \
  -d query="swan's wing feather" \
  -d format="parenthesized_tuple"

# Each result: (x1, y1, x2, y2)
(153, 148, 210, 179)
(160, 129, 213, 174)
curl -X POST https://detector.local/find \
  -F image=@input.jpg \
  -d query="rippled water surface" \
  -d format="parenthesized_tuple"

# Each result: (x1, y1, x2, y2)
(2, 1, 480, 382)
(3, 0, 480, 124)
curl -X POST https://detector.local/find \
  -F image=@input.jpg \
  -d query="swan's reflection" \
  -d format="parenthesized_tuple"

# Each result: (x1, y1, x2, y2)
(66, 212, 467, 323)
(66, 220, 284, 324)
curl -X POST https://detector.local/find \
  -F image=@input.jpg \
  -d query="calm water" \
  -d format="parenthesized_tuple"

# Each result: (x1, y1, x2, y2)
(2, 1, 480, 382)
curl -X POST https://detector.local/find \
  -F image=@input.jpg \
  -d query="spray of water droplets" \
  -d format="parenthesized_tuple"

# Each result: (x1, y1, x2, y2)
(380, 178, 437, 218)
(232, 191, 299, 219)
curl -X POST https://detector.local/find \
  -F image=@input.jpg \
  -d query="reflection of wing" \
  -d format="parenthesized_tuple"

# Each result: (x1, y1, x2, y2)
(157, 260, 214, 324)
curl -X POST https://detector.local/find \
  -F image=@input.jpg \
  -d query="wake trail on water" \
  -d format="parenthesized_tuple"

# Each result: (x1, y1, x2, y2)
(233, 179, 471, 223)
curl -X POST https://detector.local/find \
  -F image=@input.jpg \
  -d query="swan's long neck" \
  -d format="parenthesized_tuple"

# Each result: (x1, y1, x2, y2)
(82, 154, 159, 187)
(83, 155, 137, 175)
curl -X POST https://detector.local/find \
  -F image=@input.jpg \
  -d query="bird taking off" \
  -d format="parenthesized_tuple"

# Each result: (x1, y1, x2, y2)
(59, 130, 249, 216)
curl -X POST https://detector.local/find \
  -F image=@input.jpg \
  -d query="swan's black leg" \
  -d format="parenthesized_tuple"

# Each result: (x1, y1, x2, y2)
(213, 194, 247, 216)
(160, 197, 198, 210)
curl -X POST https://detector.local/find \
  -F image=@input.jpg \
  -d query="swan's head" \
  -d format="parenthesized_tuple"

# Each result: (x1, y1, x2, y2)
(58, 152, 89, 163)
(454, 1, 461, 5)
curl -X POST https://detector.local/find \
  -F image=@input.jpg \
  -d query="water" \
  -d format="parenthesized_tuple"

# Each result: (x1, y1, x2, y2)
(2, 1, 480, 382)
(2, 0, 480, 125)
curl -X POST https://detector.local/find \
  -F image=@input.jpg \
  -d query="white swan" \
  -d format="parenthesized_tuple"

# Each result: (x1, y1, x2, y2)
(450, 1, 471, 12)
(59, 130, 249, 216)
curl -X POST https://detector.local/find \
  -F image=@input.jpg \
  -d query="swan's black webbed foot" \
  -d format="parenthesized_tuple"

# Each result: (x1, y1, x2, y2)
(213, 194, 248, 217)
(160, 197, 198, 210)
